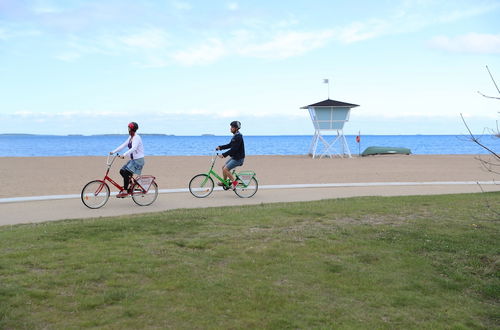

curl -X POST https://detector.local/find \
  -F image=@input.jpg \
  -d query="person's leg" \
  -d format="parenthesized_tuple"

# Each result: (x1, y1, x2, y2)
(222, 166, 235, 182)
(223, 158, 243, 189)
(221, 165, 227, 181)
(120, 168, 133, 191)
(222, 158, 237, 183)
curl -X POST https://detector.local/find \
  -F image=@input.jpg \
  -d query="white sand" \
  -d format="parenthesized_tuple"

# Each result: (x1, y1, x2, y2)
(1, 154, 499, 225)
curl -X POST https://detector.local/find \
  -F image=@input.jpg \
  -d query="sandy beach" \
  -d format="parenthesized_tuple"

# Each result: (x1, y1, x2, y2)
(1, 154, 499, 225)
(0, 154, 499, 198)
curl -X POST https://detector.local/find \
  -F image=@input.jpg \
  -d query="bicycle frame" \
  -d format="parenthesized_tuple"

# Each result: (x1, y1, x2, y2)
(201, 152, 252, 188)
(96, 154, 152, 195)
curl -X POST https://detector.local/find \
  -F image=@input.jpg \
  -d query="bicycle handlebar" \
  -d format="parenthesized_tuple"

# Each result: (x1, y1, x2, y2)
(107, 153, 120, 166)
(210, 150, 224, 166)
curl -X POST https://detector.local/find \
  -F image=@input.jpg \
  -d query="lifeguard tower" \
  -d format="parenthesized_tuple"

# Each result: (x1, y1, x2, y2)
(301, 99, 359, 158)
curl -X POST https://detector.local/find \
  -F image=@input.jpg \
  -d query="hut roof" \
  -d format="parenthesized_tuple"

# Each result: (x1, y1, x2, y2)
(301, 99, 359, 109)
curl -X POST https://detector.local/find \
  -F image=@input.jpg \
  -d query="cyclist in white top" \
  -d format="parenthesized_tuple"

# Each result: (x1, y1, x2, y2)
(110, 122, 145, 198)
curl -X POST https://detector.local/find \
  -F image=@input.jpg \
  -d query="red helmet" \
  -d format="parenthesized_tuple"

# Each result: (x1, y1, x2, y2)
(128, 122, 138, 132)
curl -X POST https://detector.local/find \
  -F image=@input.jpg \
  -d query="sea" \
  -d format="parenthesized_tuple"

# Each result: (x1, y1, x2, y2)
(0, 134, 499, 157)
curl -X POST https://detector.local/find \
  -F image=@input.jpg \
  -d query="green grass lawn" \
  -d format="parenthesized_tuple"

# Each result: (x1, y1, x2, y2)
(1, 193, 499, 329)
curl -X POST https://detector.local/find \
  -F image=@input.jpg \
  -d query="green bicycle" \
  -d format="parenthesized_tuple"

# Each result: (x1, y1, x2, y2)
(189, 151, 258, 198)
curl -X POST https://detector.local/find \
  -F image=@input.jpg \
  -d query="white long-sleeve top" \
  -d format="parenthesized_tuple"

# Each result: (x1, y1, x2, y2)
(112, 134, 144, 160)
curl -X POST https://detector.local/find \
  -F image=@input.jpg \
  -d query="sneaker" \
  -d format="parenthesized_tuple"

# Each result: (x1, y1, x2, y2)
(116, 190, 129, 198)
(231, 180, 238, 190)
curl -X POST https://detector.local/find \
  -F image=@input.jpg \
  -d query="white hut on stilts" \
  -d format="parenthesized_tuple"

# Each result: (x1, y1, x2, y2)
(301, 99, 359, 158)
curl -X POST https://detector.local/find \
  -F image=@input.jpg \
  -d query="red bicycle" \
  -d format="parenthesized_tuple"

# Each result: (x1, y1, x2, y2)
(81, 154, 158, 209)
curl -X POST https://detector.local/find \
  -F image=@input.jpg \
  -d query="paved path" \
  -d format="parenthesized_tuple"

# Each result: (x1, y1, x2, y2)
(2, 155, 499, 226)
(2, 181, 499, 226)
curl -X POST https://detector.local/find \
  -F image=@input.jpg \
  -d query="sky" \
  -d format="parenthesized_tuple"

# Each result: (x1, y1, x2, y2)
(0, 0, 499, 136)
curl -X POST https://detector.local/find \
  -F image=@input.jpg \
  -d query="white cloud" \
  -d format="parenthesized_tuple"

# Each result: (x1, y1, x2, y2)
(119, 28, 169, 49)
(9, 111, 130, 118)
(438, 3, 500, 23)
(170, 29, 335, 65)
(54, 51, 81, 62)
(336, 19, 390, 43)
(237, 30, 335, 59)
(273, 16, 300, 29)
(132, 55, 170, 68)
(171, 38, 226, 66)
(31, 0, 64, 14)
(55, 28, 171, 65)
(171, 1, 192, 11)
(6, 108, 306, 121)
(56, 35, 118, 60)
(0, 26, 41, 41)
(227, 2, 238, 11)
(2, 109, 496, 135)
(332, 1, 500, 44)
(32, 0, 500, 67)
(429, 33, 500, 54)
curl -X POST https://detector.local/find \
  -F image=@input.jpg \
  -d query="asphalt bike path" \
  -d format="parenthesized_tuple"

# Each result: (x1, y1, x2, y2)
(2, 181, 499, 226)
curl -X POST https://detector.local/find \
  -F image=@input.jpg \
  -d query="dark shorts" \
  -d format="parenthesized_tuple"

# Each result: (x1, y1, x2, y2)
(225, 158, 244, 170)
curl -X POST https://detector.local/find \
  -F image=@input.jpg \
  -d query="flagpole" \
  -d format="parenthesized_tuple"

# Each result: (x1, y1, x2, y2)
(358, 130, 361, 156)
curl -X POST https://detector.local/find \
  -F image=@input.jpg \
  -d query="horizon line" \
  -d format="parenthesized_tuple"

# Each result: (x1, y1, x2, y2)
(0, 133, 480, 137)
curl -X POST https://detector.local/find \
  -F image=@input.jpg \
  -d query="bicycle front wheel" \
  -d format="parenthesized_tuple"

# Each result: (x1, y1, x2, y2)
(131, 181, 158, 206)
(189, 174, 214, 198)
(81, 180, 110, 209)
(234, 177, 258, 198)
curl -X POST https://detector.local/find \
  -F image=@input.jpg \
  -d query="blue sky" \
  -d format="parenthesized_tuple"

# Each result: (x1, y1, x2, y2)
(0, 0, 499, 135)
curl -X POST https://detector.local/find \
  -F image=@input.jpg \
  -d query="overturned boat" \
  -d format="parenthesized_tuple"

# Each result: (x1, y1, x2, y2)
(361, 146, 411, 157)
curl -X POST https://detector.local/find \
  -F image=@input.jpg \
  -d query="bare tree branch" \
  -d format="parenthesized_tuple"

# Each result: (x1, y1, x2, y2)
(460, 113, 500, 160)
(476, 156, 500, 175)
(466, 65, 500, 218)
(477, 91, 500, 100)
(478, 65, 500, 99)
(475, 182, 500, 219)
(483, 121, 500, 137)
(486, 65, 500, 94)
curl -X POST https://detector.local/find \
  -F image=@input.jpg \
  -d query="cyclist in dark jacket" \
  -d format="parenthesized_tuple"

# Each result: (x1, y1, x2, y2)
(216, 121, 245, 190)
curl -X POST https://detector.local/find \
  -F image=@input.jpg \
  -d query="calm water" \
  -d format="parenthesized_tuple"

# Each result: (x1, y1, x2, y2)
(0, 134, 498, 157)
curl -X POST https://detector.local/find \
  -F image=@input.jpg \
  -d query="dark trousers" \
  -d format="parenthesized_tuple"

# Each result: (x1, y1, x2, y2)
(120, 168, 133, 191)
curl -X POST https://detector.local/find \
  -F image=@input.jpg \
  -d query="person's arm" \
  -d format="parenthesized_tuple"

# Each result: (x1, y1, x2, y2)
(218, 142, 231, 150)
(111, 139, 129, 154)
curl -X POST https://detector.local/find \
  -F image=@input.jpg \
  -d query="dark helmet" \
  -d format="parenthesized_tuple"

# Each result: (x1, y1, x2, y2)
(128, 122, 139, 132)
(230, 121, 241, 129)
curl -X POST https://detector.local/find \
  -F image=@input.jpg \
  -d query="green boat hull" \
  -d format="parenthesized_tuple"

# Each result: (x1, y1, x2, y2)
(361, 146, 411, 156)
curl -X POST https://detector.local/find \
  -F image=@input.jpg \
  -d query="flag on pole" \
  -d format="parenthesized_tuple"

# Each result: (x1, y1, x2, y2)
(356, 131, 361, 156)
(323, 79, 329, 84)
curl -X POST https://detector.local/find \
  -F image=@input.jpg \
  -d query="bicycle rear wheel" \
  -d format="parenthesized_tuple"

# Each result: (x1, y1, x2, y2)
(81, 180, 110, 209)
(131, 181, 158, 206)
(234, 177, 258, 198)
(189, 174, 214, 198)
